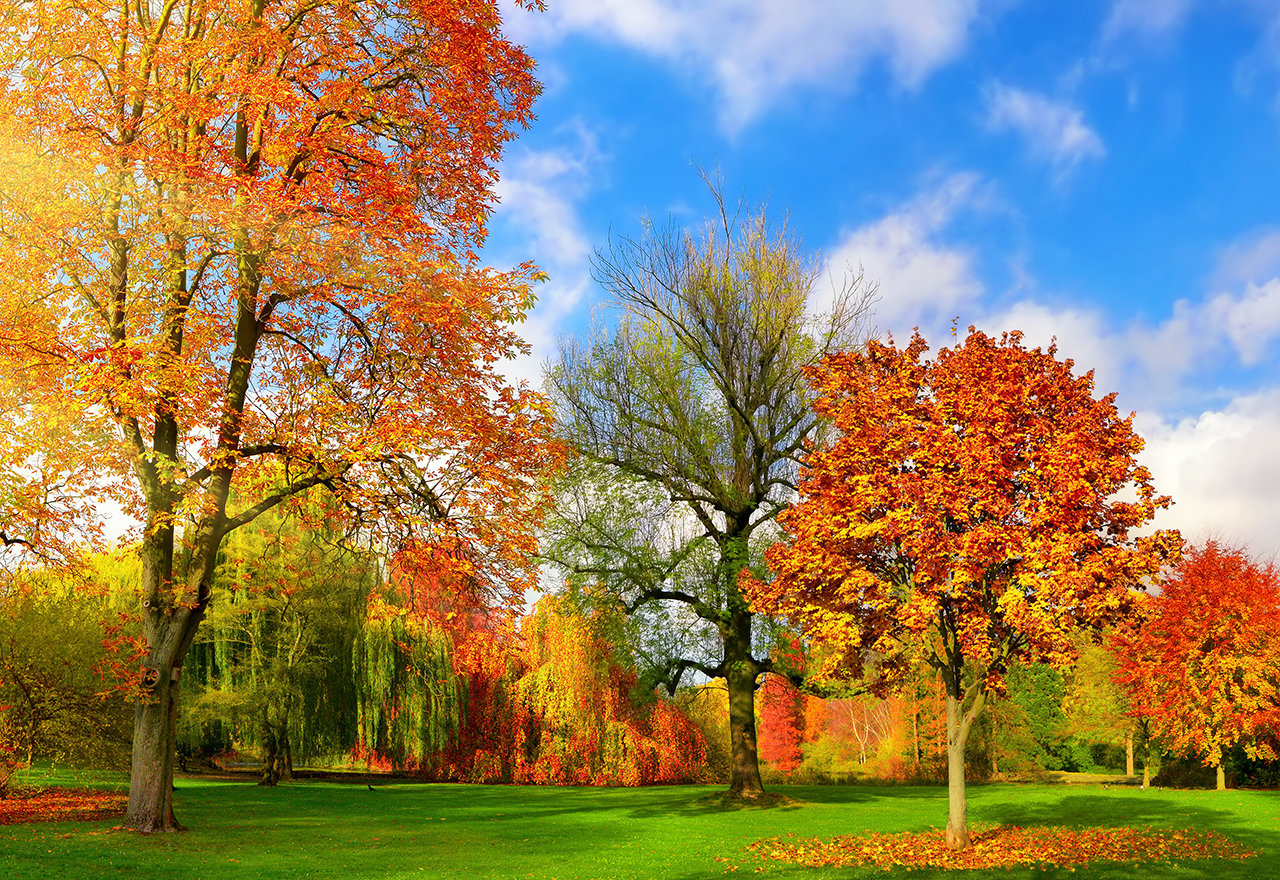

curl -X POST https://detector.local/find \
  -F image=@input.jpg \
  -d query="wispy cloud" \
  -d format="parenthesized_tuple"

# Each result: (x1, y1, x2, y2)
(1102, 0, 1196, 42)
(821, 173, 989, 333)
(984, 83, 1106, 172)
(502, 0, 987, 133)
(490, 122, 601, 387)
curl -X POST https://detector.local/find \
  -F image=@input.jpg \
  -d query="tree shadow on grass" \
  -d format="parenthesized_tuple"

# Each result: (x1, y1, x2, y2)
(620, 783, 929, 818)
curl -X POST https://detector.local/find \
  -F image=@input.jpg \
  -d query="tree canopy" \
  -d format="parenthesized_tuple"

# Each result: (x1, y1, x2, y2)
(747, 328, 1180, 848)
(1113, 540, 1280, 789)
(544, 181, 874, 797)
(0, 0, 557, 831)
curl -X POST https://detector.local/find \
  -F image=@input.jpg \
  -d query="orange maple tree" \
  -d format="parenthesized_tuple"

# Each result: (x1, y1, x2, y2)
(745, 329, 1179, 849)
(1113, 540, 1280, 790)
(0, 0, 556, 832)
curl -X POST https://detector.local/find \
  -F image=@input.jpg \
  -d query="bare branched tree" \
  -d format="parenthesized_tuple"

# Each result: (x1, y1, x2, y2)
(543, 176, 876, 798)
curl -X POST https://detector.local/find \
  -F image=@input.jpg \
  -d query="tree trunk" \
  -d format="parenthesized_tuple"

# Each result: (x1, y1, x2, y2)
(726, 655, 764, 798)
(724, 594, 764, 797)
(1125, 726, 1135, 777)
(260, 715, 281, 787)
(942, 672, 985, 851)
(125, 527, 211, 832)
(912, 706, 921, 770)
(1216, 764, 1226, 791)
(125, 648, 183, 832)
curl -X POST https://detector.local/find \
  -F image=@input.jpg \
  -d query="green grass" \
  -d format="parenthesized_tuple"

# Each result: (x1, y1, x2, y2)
(2, 774, 1277, 880)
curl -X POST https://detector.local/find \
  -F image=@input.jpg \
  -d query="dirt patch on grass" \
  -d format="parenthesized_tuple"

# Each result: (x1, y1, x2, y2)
(692, 791, 805, 811)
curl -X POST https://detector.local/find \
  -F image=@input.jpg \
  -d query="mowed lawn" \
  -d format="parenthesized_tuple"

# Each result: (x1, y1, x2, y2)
(2, 774, 1277, 880)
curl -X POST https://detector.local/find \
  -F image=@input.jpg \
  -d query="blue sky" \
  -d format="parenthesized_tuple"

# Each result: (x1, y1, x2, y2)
(486, 0, 1280, 560)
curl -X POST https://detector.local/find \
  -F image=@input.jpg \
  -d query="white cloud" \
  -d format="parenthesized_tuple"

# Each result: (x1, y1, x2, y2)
(984, 83, 1106, 171)
(1136, 391, 1280, 560)
(977, 282, 1280, 412)
(491, 123, 601, 386)
(821, 174, 986, 333)
(1102, 0, 1195, 42)
(1213, 225, 1280, 287)
(1204, 281, 1280, 365)
(502, 0, 985, 133)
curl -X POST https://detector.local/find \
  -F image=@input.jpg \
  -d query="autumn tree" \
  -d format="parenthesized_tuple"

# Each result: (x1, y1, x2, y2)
(0, 0, 557, 831)
(757, 674, 805, 774)
(1063, 638, 1136, 775)
(544, 183, 873, 798)
(747, 329, 1179, 849)
(1113, 541, 1280, 790)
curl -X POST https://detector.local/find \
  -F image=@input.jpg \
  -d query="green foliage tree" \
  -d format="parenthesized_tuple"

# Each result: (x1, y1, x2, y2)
(181, 505, 377, 783)
(544, 180, 873, 798)
(354, 604, 463, 775)
(1063, 639, 1136, 775)
(0, 562, 135, 795)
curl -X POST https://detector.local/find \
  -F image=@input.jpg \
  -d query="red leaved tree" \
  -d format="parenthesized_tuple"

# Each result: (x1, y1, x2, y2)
(510, 597, 707, 786)
(746, 329, 1179, 849)
(757, 673, 805, 774)
(758, 637, 806, 774)
(1113, 541, 1280, 790)
(0, 0, 556, 832)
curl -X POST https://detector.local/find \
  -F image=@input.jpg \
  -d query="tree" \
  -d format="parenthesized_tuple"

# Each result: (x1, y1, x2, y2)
(544, 182, 873, 798)
(1113, 541, 1280, 790)
(0, 562, 135, 796)
(181, 505, 376, 784)
(746, 329, 1179, 848)
(757, 673, 805, 774)
(0, 0, 557, 831)
(1062, 638, 1136, 775)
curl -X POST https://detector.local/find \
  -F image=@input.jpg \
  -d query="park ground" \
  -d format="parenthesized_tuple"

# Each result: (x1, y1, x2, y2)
(1, 770, 1275, 880)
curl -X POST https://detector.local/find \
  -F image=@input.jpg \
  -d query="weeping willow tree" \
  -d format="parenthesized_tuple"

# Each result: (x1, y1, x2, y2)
(179, 502, 376, 783)
(353, 607, 464, 772)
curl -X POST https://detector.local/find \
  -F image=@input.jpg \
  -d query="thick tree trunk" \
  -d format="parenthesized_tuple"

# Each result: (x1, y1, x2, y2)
(260, 716, 281, 786)
(944, 690, 971, 850)
(125, 527, 211, 832)
(1216, 764, 1226, 790)
(1126, 727, 1135, 777)
(725, 652, 764, 797)
(125, 649, 183, 831)
(723, 601, 764, 799)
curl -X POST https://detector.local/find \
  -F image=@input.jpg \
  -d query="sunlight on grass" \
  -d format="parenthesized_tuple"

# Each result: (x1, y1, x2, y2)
(0, 779, 1275, 880)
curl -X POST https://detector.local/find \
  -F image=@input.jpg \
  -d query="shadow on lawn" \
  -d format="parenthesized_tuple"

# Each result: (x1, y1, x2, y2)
(976, 789, 1280, 855)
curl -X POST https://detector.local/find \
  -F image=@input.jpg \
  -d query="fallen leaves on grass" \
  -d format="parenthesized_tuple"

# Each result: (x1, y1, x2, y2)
(0, 789, 127, 826)
(742, 825, 1256, 871)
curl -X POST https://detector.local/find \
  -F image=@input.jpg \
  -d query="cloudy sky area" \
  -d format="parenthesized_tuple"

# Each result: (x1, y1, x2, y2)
(485, 0, 1280, 560)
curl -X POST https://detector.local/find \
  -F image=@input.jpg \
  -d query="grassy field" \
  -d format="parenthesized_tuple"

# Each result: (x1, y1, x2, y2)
(2, 772, 1276, 880)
